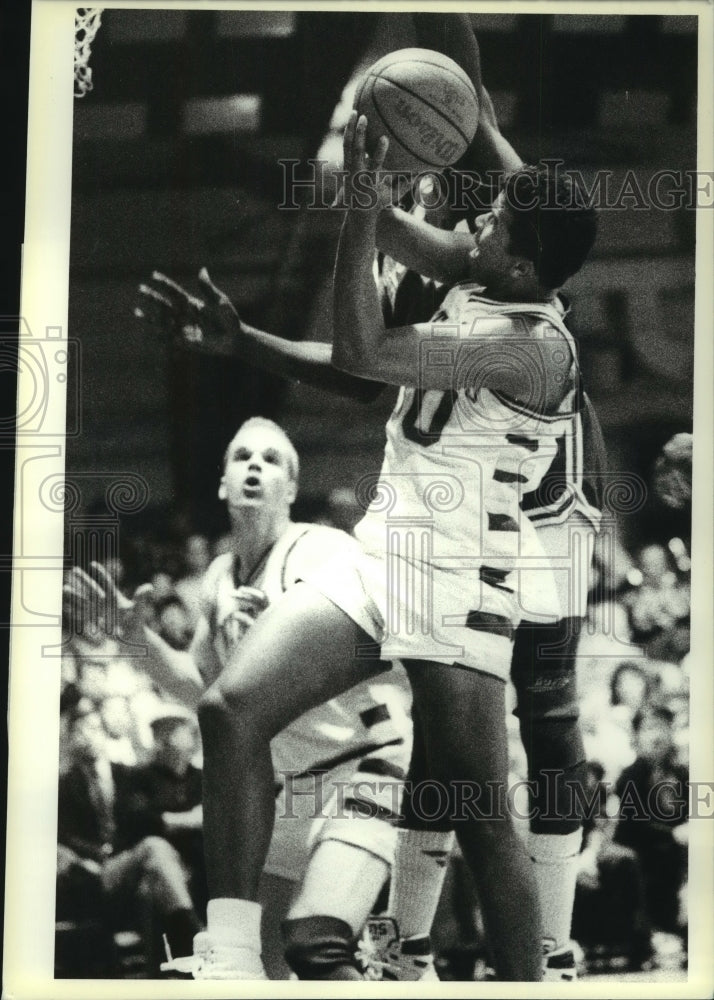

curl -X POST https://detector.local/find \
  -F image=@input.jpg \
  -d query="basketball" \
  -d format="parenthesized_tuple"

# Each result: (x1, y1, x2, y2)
(353, 48, 480, 174)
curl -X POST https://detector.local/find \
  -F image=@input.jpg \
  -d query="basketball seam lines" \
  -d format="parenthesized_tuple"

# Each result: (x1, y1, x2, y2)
(371, 76, 473, 159)
(366, 82, 441, 168)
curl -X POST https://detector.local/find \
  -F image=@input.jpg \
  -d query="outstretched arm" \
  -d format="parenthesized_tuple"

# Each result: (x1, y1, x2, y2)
(64, 564, 206, 710)
(137, 270, 383, 403)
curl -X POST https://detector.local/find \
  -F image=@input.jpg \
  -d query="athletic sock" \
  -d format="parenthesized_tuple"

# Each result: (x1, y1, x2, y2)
(528, 830, 582, 950)
(205, 898, 262, 951)
(388, 829, 455, 939)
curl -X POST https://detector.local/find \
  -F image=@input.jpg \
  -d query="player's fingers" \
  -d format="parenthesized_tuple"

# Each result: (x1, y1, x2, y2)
(234, 586, 269, 613)
(62, 584, 90, 616)
(197, 267, 231, 309)
(232, 610, 257, 631)
(89, 561, 132, 610)
(343, 109, 358, 167)
(134, 582, 155, 599)
(67, 565, 105, 601)
(136, 284, 176, 327)
(150, 273, 206, 317)
(131, 583, 155, 616)
(353, 113, 368, 167)
(330, 177, 347, 210)
(150, 271, 192, 303)
(372, 134, 390, 173)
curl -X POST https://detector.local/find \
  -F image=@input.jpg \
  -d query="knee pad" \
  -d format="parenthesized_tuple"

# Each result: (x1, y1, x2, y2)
(282, 916, 363, 980)
(316, 813, 398, 867)
(316, 750, 407, 863)
(529, 757, 588, 835)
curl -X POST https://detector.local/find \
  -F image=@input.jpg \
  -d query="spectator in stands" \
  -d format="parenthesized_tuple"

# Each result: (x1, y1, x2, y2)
(57, 698, 202, 976)
(623, 544, 690, 663)
(100, 694, 141, 766)
(613, 704, 688, 941)
(571, 761, 652, 971)
(609, 660, 652, 728)
(133, 706, 206, 919)
(76, 658, 110, 706)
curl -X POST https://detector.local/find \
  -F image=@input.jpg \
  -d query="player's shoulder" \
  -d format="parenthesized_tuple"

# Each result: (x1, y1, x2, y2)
(200, 552, 232, 606)
(288, 522, 357, 555)
(443, 283, 568, 343)
(204, 552, 232, 584)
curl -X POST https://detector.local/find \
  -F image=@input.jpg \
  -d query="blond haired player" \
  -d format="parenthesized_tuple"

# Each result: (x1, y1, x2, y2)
(66, 417, 412, 980)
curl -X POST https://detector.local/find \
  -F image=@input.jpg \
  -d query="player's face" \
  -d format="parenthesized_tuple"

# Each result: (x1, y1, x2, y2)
(220, 426, 297, 517)
(467, 192, 522, 290)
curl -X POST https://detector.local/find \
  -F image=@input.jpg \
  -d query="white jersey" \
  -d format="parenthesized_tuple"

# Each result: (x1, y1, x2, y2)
(354, 283, 599, 621)
(199, 523, 412, 783)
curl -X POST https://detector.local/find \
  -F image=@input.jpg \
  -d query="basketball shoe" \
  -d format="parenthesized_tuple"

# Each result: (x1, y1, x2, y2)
(161, 931, 267, 980)
(356, 917, 439, 981)
(542, 939, 581, 982)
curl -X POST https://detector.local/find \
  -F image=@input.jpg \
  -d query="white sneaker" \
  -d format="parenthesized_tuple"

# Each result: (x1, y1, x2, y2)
(542, 941, 581, 982)
(357, 917, 439, 981)
(161, 931, 268, 980)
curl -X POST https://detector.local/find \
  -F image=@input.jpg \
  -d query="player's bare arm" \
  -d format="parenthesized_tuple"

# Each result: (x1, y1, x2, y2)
(376, 16, 523, 285)
(376, 209, 475, 285)
(137, 269, 382, 402)
(334, 114, 557, 402)
(64, 562, 206, 709)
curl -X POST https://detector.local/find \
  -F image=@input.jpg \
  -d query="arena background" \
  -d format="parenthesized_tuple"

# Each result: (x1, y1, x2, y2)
(66, 9, 696, 554)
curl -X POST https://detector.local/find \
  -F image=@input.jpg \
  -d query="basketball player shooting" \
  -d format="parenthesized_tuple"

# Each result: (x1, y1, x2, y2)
(139, 15, 601, 982)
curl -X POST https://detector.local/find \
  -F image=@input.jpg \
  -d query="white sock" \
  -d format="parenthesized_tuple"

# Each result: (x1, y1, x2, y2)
(528, 830, 583, 951)
(388, 829, 455, 940)
(206, 898, 262, 952)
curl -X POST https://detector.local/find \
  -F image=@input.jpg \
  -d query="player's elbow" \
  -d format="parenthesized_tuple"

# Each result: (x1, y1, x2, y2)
(331, 340, 370, 379)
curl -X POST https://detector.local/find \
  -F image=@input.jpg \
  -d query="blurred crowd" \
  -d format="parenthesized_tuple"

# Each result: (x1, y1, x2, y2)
(56, 490, 691, 978)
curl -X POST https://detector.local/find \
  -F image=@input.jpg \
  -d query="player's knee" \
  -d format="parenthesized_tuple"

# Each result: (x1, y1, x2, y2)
(455, 813, 519, 855)
(198, 683, 262, 742)
(282, 916, 363, 980)
(529, 757, 588, 835)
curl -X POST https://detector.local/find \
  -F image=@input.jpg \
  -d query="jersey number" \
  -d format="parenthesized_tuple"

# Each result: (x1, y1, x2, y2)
(402, 389, 456, 447)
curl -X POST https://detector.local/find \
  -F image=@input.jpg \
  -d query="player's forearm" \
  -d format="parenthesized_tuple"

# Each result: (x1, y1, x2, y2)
(136, 629, 205, 710)
(377, 207, 473, 283)
(332, 210, 387, 378)
(412, 13, 483, 94)
(411, 13, 523, 177)
(466, 115, 524, 176)
(228, 322, 382, 402)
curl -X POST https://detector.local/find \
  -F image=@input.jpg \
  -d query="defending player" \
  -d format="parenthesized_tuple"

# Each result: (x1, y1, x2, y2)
(65, 418, 413, 980)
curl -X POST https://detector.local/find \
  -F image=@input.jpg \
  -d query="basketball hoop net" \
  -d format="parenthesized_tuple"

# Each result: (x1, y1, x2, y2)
(74, 8, 103, 98)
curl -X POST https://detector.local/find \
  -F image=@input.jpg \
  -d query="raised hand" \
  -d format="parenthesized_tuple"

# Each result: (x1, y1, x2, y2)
(336, 111, 395, 212)
(135, 268, 244, 356)
(63, 562, 154, 648)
